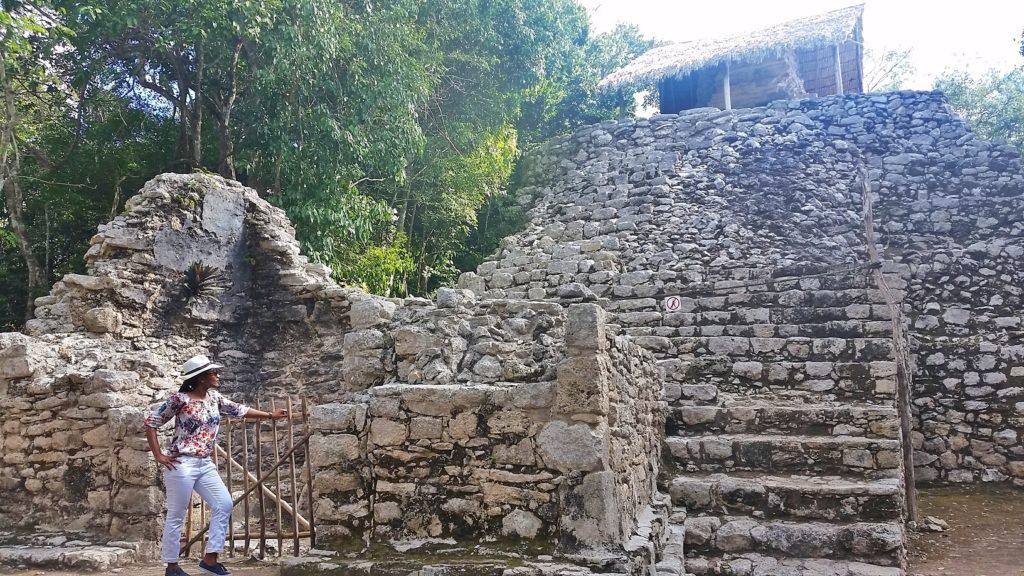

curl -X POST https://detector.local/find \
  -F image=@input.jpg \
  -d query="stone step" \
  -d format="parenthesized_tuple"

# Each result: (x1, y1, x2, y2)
(665, 434, 902, 477)
(682, 516, 903, 565)
(665, 473, 903, 522)
(0, 543, 140, 571)
(667, 337, 895, 362)
(658, 306, 891, 328)
(663, 358, 898, 404)
(280, 553, 636, 576)
(685, 552, 904, 576)
(667, 401, 899, 439)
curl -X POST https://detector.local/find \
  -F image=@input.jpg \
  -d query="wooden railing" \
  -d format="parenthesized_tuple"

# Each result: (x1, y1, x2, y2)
(181, 398, 316, 557)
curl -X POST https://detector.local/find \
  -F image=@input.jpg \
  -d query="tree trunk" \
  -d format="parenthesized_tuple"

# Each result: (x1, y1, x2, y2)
(0, 53, 46, 320)
(190, 43, 205, 170)
(216, 40, 242, 179)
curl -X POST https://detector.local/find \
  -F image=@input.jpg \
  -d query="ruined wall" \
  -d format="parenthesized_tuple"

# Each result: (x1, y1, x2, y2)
(462, 91, 1024, 485)
(307, 302, 665, 563)
(1, 175, 667, 571)
(0, 174, 349, 539)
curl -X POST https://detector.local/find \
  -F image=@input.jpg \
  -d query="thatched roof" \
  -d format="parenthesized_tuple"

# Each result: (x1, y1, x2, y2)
(599, 4, 864, 91)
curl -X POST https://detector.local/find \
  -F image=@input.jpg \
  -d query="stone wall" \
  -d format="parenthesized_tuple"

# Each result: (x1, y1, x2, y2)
(462, 90, 1024, 486)
(0, 174, 345, 539)
(307, 303, 665, 562)
(1, 174, 668, 571)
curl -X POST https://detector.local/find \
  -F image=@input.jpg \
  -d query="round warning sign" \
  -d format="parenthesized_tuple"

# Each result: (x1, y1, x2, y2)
(662, 295, 682, 312)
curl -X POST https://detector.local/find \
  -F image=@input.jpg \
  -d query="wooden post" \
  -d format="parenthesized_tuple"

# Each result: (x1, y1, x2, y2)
(256, 400, 267, 559)
(242, 421, 251, 554)
(225, 418, 234, 557)
(271, 399, 284, 556)
(287, 398, 300, 556)
(834, 44, 844, 95)
(302, 398, 316, 548)
(723, 60, 732, 110)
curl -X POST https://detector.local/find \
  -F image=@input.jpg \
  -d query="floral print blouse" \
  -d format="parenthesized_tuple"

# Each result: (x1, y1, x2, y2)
(143, 390, 249, 458)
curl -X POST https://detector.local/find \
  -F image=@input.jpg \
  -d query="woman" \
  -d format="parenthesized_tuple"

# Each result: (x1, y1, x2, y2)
(145, 354, 288, 576)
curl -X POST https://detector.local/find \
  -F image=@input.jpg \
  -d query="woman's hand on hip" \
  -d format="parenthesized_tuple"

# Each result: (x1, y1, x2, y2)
(155, 452, 180, 470)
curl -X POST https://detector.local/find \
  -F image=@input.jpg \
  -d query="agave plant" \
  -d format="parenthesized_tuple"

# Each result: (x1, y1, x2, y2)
(184, 261, 225, 303)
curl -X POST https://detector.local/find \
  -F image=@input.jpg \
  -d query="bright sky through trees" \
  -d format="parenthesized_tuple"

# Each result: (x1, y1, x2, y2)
(579, 0, 1024, 87)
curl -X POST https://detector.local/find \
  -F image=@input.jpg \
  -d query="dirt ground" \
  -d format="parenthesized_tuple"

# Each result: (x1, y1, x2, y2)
(1, 557, 281, 576)
(909, 483, 1024, 576)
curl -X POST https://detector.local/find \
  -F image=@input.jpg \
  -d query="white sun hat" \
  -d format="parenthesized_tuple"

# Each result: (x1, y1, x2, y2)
(180, 354, 224, 380)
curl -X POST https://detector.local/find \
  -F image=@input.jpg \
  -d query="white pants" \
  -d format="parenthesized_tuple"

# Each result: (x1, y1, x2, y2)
(160, 456, 233, 563)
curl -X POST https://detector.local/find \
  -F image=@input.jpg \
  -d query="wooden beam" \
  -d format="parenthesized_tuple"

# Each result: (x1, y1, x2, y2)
(723, 61, 732, 110)
(834, 44, 844, 96)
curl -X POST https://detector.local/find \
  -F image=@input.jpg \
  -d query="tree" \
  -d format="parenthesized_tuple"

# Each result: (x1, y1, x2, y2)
(935, 67, 1024, 155)
(1, 4, 65, 320)
(863, 48, 916, 92)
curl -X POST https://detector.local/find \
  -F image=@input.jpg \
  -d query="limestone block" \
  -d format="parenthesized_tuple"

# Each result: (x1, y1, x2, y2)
(393, 328, 440, 357)
(501, 509, 543, 539)
(436, 287, 476, 309)
(0, 344, 33, 380)
(408, 417, 443, 440)
(942, 308, 970, 325)
(112, 485, 164, 515)
(473, 355, 502, 379)
(447, 411, 478, 441)
(555, 356, 609, 416)
(309, 403, 368, 432)
(684, 516, 722, 546)
(82, 424, 113, 448)
(716, 519, 757, 552)
(83, 307, 122, 334)
(368, 419, 407, 447)
(86, 370, 141, 394)
(341, 352, 385, 390)
(561, 471, 619, 546)
(115, 448, 159, 486)
(63, 273, 119, 291)
(313, 470, 361, 494)
(565, 303, 607, 354)
(537, 421, 605, 473)
(732, 361, 763, 380)
(309, 434, 361, 467)
(374, 501, 402, 523)
(348, 298, 397, 330)
(107, 407, 146, 440)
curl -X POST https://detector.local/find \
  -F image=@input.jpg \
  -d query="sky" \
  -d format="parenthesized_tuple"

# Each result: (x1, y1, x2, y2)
(578, 0, 1024, 89)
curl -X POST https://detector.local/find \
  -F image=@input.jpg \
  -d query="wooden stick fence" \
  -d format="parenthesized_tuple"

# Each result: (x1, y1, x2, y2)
(182, 399, 316, 558)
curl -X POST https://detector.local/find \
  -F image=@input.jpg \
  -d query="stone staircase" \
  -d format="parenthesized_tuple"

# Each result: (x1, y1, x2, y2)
(654, 272, 907, 576)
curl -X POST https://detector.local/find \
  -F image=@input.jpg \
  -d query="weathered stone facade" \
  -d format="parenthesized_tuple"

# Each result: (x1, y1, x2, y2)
(1, 174, 666, 573)
(462, 90, 1024, 487)
(2, 90, 1022, 576)
(460, 91, 1022, 574)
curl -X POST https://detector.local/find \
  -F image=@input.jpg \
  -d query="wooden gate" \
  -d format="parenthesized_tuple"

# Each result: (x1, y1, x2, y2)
(181, 398, 316, 558)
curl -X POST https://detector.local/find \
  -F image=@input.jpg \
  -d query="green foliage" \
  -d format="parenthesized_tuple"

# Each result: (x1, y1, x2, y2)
(1, 0, 656, 326)
(184, 261, 225, 303)
(935, 67, 1024, 155)
(339, 233, 417, 297)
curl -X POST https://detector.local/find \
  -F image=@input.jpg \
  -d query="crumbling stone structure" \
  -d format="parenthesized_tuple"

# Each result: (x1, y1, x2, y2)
(2, 90, 1022, 576)
(460, 90, 1023, 574)
(1, 174, 666, 574)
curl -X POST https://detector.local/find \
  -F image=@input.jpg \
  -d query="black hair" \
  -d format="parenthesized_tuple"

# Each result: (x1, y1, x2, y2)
(178, 371, 216, 393)
(178, 374, 201, 393)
